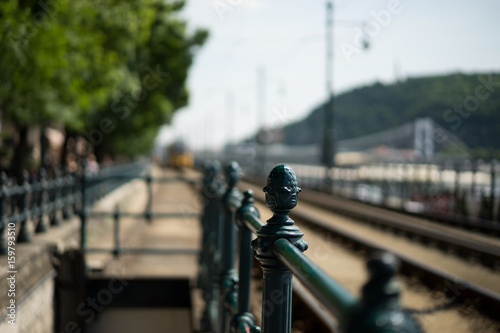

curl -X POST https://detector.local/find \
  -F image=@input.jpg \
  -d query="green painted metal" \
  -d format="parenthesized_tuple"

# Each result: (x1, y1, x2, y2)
(146, 172, 153, 223)
(0, 167, 79, 254)
(17, 171, 32, 242)
(252, 164, 308, 333)
(490, 160, 496, 220)
(272, 238, 357, 318)
(35, 168, 49, 233)
(241, 208, 265, 233)
(49, 168, 62, 226)
(218, 161, 242, 333)
(113, 205, 121, 257)
(236, 190, 259, 315)
(198, 161, 424, 333)
(201, 161, 223, 332)
(345, 252, 423, 333)
(80, 163, 87, 252)
(0, 173, 8, 254)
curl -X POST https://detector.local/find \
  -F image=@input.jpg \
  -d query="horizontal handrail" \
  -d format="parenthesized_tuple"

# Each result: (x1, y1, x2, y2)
(240, 208, 265, 233)
(272, 238, 357, 318)
(0, 159, 152, 255)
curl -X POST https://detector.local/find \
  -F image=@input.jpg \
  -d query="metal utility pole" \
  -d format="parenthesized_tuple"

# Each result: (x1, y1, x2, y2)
(226, 92, 235, 159)
(257, 66, 267, 176)
(323, 1, 335, 191)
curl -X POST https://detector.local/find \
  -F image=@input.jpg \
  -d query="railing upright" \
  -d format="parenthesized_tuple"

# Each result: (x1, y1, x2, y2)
(80, 162, 88, 252)
(0, 173, 7, 254)
(200, 160, 223, 332)
(233, 190, 261, 332)
(252, 164, 308, 333)
(218, 161, 242, 332)
(18, 171, 32, 242)
(50, 167, 62, 226)
(35, 168, 48, 233)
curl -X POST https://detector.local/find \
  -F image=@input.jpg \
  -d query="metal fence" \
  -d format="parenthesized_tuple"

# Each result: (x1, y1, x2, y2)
(0, 167, 79, 254)
(198, 160, 423, 333)
(0, 160, 150, 255)
(80, 160, 200, 256)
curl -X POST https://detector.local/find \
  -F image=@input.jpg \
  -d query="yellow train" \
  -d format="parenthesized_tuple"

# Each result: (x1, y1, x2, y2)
(166, 141, 193, 169)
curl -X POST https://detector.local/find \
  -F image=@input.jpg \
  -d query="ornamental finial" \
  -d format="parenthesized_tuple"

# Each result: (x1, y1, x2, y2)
(225, 161, 241, 189)
(263, 164, 301, 213)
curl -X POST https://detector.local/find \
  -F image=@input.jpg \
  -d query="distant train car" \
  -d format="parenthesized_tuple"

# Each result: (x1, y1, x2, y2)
(166, 141, 193, 169)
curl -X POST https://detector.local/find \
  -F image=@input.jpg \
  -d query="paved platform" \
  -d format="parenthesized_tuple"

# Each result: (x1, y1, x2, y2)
(87, 167, 203, 333)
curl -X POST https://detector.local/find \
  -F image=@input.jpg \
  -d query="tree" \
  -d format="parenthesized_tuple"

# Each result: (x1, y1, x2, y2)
(0, 0, 208, 175)
(86, 0, 208, 160)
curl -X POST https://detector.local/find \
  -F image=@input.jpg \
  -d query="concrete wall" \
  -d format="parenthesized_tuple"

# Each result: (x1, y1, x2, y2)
(0, 214, 80, 333)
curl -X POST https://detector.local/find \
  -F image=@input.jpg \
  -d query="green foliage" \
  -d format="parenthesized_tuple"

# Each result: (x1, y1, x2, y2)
(284, 73, 500, 159)
(0, 0, 208, 165)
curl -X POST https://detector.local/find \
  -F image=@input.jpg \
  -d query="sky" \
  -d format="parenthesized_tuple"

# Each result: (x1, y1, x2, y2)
(156, 0, 500, 151)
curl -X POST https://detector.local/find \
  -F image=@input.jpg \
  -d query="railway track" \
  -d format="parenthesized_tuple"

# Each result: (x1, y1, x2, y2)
(241, 177, 500, 326)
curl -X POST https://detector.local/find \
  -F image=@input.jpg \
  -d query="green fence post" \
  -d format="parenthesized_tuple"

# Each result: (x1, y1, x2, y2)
(146, 171, 153, 223)
(80, 161, 88, 252)
(200, 160, 221, 332)
(218, 161, 242, 333)
(490, 160, 496, 220)
(345, 252, 423, 333)
(252, 164, 308, 333)
(50, 167, 62, 226)
(0, 173, 8, 254)
(18, 171, 32, 242)
(35, 168, 49, 233)
(113, 205, 121, 257)
(231, 190, 261, 333)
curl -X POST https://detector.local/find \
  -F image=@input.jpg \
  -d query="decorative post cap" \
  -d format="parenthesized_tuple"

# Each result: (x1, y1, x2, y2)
(252, 164, 307, 267)
(1, 172, 7, 187)
(346, 252, 423, 333)
(242, 190, 255, 206)
(361, 252, 400, 305)
(225, 161, 241, 190)
(204, 160, 221, 178)
(236, 190, 260, 228)
(263, 164, 301, 213)
(23, 170, 30, 183)
(366, 251, 398, 280)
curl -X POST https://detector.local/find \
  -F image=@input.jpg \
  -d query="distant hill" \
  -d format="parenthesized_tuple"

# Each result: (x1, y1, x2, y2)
(281, 73, 500, 159)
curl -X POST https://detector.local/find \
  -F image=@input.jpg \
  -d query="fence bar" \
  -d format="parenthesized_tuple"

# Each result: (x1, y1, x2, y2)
(199, 160, 223, 332)
(18, 171, 31, 242)
(218, 161, 242, 332)
(146, 172, 153, 223)
(273, 238, 356, 318)
(252, 165, 308, 333)
(0, 173, 7, 254)
(113, 206, 121, 257)
(50, 168, 62, 226)
(80, 164, 87, 251)
(35, 169, 48, 233)
(236, 190, 258, 314)
(491, 160, 496, 220)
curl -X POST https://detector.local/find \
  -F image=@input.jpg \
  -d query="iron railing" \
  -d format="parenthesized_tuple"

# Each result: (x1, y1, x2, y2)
(0, 167, 79, 254)
(0, 159, 153, 255)
(199, 160, 423, 333)
(80, 160, 200, 256)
